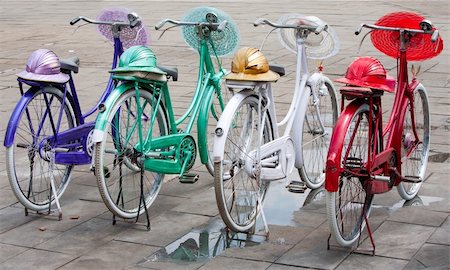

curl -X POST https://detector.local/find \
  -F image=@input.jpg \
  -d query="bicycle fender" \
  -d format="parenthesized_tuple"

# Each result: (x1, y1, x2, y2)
(92, 82, 134, 143)
(197, 85, 216, 164)
(325, 99, 366, 192)
(4, 87, 40, 147)
(292, 85, 313, 169)
(213, 90, 254, 162)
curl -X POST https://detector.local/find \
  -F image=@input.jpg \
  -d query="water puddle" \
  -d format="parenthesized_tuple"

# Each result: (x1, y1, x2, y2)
(372, 195, 444, 213)
(263, 180, 326, 226)
(137, 218, 265, 264)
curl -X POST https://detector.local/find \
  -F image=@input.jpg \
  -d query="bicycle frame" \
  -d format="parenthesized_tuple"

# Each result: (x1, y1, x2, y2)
(92, 31, 226, 176)
(325, 43, 423, 194)
(214, 31, 336, 177)
(4, 34, 124, 166)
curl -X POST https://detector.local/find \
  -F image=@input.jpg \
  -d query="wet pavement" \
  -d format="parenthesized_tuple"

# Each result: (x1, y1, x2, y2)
(0, 0, 449, 269)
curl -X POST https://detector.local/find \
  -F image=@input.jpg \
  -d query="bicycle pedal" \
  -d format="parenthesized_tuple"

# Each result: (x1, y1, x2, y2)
(403, 175, 422, 183)
(179, 173, 199, 184)
(286, 181, 307, 193)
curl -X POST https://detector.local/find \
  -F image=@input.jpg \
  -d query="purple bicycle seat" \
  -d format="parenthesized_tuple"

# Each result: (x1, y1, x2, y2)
(17, 49, 69, 84)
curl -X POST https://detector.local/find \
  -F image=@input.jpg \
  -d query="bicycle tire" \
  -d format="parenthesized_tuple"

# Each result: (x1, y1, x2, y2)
(299, 80, 338, 189)
(214, 95, 273, 232)
(326, 103, 376, 247)
(397, 84, 430, 200)
(95, 88, 168, 219)
(6, 86, 76, 211)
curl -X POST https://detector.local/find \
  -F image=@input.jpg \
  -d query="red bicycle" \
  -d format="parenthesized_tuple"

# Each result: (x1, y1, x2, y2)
(324, 11, 443, 247)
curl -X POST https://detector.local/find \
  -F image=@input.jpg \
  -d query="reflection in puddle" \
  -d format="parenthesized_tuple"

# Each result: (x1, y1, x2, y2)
(372, 195, 444, 213)
(263, 181, 326, 226)
(137, 218, 265, 264)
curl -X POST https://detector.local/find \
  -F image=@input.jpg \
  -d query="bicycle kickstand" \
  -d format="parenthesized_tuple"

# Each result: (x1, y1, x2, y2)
(137, 161, 151, 231)
(49, 151, 63, 220)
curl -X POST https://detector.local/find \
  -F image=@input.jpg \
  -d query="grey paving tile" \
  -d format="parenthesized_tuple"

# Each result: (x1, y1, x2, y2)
(266, 264, 309, 270)
(114, 212, 210, 247)
(0, 206, 36, 234)
(0, 248, 76, 270)
(0, 220, 62, 248)
(0, 243, 28, 264)
(59, 240, 159, 270)
(198, 256, 271, 270)
(427, 227, 450, 246)
(172, 187, 218, 217)
(359, 221, 436, 260)
(35, 217, 127, 256)
(387, 206, 449, 227)
(405, 243, 450, 269)
(276, 227, 349, 269)
(336, 253, 408, 270)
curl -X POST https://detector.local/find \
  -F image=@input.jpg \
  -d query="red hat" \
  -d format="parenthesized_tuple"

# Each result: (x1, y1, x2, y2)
(335, 56, 395, 92)
(371, 11, 443, 61)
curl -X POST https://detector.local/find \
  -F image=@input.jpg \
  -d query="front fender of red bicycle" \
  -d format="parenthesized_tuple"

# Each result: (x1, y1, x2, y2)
(325, 99, 367, 192)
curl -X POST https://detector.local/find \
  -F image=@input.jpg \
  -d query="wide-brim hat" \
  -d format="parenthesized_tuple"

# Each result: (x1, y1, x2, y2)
(371, 11, 443, 61)
(225, 47, 280, 82)
(225, 70, 280, 82)
(111, 45, 166, 75)
(335, 56, 395, 92)
(17, 49, 69, 84)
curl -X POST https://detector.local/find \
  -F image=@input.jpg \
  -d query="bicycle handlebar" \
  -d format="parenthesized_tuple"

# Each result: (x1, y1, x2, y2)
(253, 18, 326, 35)
(355, 23, 439, 42)
(155, 18, 227, 31)
(70, 13, 141, 28)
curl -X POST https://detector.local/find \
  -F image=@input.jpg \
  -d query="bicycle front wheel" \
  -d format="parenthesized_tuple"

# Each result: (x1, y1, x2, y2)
(6, 86, 76, 211)
(326, 103, 375, 247)
(300, 80, 338, 189)
(95, 88, 168, 219)
(397, 84, 430, 200)
(214, 95, 273, 232)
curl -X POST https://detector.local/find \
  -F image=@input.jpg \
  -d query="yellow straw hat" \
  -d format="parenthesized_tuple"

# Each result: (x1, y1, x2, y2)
(225, 47, 280, 82)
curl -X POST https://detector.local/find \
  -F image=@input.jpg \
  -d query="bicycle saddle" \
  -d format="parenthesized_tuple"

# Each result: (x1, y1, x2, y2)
(60, 56, 80, 74)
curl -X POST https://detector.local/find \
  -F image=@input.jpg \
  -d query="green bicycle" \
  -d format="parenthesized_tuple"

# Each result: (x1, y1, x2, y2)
(92, 7, 239, 228)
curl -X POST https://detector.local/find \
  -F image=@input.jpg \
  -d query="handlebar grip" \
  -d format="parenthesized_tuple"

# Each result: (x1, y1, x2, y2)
(314, 24, 326, 35)
(155, 20, 166, 30)
(128, 13, 140, 28)
(431, 30, 439, 42)
(253, 18, 266, 27)
(70, 17, 81, 25)
(218, 20, 228, 31)
(355, 24, 363, 35)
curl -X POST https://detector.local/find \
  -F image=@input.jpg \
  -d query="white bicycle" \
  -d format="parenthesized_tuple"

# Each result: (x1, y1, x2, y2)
(213, 14, 340, 232)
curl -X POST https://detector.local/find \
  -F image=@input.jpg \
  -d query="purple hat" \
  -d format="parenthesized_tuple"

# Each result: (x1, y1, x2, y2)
(17, 49, 69, 83)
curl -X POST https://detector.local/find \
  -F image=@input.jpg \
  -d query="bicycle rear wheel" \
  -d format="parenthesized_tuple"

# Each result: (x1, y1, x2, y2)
(95, 88, 168, 219)
(300, 80, 338, 189)
(214, 95, 273, 232)
(397, 84, 430, 200)
(326, 103, 375, 247)
(6, 86, 76, 211)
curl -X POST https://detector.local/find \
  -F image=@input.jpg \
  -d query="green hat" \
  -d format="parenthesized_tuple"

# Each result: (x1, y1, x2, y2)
(111, 45, 165, 74)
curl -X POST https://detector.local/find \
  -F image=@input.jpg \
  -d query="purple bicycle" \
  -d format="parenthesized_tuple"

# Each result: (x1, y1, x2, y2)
(3, 9, 164, 219)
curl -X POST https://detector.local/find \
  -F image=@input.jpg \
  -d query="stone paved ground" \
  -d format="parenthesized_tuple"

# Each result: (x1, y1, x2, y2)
(0, 1, 449, 269)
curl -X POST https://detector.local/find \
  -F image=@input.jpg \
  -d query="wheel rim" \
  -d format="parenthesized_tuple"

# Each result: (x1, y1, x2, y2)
(301, 82, 337, 188)
(399, 87, 429, 199)
(331, 105, 373, 245)
(96, 89, 166, 218)
(8, 87, 74, 209)
(217, 96, 272, 231)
